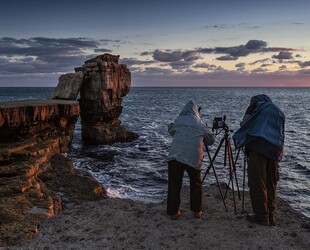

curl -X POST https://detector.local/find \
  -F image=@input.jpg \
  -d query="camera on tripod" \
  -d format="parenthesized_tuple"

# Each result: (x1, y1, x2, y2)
(212, 115, 227, 131)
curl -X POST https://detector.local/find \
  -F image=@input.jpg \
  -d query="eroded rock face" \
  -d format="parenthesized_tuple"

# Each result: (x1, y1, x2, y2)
(0, 100, 105, 247)
(76, 54, 138, 145)
(0, 100, 80, 147)
(51, 72, 84, 100)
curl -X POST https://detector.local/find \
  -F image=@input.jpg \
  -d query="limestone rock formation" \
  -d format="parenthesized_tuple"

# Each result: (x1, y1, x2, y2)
(0, 53, 137, 247)
(0, 100, 105, 247)
(76, 54, 138, 145)
(51, 72, 84, 100)
(50, 53, 138, 145)
(0, 100, 79, 146)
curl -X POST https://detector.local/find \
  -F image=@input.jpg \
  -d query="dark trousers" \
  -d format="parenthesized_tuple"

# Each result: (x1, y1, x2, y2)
(247, 151, 279, 223)
(167, 160, 202, 215)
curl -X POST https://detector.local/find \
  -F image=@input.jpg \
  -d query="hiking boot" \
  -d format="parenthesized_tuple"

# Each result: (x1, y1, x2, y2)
(194, 211, 203, 218)
(246, 214, 269, 226)
(170, 210, 182, 220)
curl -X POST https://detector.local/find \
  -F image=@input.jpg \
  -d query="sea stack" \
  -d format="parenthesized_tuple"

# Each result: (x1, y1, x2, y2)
(52, 53, 138, 145)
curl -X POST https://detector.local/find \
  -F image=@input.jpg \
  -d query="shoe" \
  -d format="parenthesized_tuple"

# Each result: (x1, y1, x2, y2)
(194, 211, 203, 218)
(246, 214, 269, 226)
(170, 211, 182, 220)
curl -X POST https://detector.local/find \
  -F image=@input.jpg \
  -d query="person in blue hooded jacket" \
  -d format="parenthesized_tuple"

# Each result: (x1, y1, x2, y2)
(167, 101, 214, 219)
(233, 94, 285, 226)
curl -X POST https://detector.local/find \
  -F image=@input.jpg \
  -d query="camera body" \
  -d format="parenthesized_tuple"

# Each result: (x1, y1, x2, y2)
(212, 115, 227, 130)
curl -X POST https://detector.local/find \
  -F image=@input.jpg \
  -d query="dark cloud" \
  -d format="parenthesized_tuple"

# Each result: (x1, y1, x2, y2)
(204, 23, 260, 30)
(182, 50, 200, 61)
(197, 40, 294, 61)
(204, 24, 231, 29)
(152, 49, 201, 63)
(261, 64, 271, 67)
(0, 37, 117, 75)
(194, 63, 210, 68)
(245, 40, 267, 49)
(170, 60, 193, 69)
(119, 58, 155, 67)
(94, 48, 112, 53)
(216, 55, 238, 61)
(235, 63, 245, 68)
(272, 51, 293, 60)
(298, 61, 310, 68)
(193, 63, 219, 71)
(140, 51, 152, 56)
(153, 49, 183, 62)
(142, 67, 174, 75)
(250, 58, 271, 65)
(100, 39, 121, 44)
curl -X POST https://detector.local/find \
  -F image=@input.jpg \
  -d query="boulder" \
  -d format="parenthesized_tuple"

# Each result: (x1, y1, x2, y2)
(51, 72, 84, 100)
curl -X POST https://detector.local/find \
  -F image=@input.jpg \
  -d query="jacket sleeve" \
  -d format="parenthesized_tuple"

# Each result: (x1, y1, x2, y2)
(203, 127, 215, 145)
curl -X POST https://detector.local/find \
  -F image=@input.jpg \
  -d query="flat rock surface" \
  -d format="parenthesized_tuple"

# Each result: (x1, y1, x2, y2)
(0, 99, 78, 107)
(7, 187, 310, 250)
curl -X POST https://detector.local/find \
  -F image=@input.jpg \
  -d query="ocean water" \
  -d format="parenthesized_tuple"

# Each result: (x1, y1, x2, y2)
(0, 87, 309, 218)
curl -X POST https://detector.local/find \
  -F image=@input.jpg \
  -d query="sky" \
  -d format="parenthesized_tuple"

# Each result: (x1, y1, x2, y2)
(0, 0, 310, 87)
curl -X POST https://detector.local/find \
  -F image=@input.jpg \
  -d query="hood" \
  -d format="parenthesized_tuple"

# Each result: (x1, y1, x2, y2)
(250, 94, 272, 104)
(179, 100, 200, 118)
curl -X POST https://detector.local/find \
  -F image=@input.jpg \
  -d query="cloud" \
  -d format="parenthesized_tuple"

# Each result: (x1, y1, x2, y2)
(119, 57, 155, 67)
(152, 49, 201, 62)
(153, 49, 183, 62)
(204, 23, 260, 30)
(216, 55, 238, 61)
(252, 67, 268, 73)
(249, 58, 272, 65)
(0, 37, 117, 75)
(140, 51, 153, 56)
(182, 50, 201, 61)
(279, 65, 287, 70)
(272, 51, 293, 60)
(245, 40, 267, 49)
(94, 48, 112, 53)
(197, 40, 295, 61)
(235, 63, 245, 68)
(141, 67, 174, 75)
(151, 40, 286, 63)
(261, 64, 271, 67)
(170, 60, 193, 69)
(298, 61, 310, 68)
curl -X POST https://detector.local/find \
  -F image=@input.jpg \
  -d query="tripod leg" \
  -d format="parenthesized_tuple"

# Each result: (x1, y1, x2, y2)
(225, 146, 241, 200)
(202, 138, 225, 183)
(242, 149, 246, 214)
(202, 140, 228, 212)
(227, 140, 237, 214)
(234, 148, 241, 200)
(209, 162, 228, 212)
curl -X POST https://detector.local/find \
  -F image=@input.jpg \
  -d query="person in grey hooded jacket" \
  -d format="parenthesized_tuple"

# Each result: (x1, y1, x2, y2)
(167, 101, 214, 219)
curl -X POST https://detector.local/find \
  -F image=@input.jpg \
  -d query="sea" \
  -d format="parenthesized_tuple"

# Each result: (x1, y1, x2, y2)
(0, 87, 309, 218)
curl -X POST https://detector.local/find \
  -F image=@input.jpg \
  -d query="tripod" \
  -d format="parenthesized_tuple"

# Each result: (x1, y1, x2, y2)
(202, 120, 240, 214)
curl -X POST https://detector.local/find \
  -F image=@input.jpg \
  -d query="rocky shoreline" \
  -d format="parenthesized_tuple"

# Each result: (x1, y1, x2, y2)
(0, 54, 137, 248)
(5, 186, 310, 250)
(1, 54, 309, 249)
